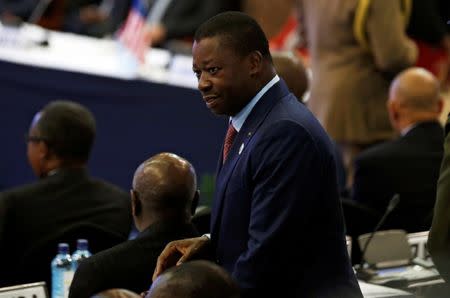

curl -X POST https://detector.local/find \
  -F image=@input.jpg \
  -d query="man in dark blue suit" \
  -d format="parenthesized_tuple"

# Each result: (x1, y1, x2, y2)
(153, 12, 362, 298)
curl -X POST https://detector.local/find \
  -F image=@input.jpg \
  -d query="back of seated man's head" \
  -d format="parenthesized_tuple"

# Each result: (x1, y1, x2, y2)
(91, 289, 140, 298)
(147, 260, 240, 298)
(388, 67, 443, 133)
(131, 153, 198, 232)
(272, 51, 309, 102)
(27, 100, 96, 177)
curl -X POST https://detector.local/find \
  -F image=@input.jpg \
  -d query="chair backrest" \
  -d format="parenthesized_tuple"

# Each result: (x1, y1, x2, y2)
(358, 229, 412, 268)
(13, 223, 127, 289)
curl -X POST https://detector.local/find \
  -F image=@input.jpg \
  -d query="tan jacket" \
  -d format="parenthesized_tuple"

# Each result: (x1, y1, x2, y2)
(298, 0, 417, 143)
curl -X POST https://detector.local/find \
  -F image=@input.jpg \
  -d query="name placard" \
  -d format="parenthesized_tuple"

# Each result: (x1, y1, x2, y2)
(0, 282, 48, 298)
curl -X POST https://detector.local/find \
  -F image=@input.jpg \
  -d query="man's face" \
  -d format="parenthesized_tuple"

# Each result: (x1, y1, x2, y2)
(192, 36, 254, 116)
(26, 113, 47, 177)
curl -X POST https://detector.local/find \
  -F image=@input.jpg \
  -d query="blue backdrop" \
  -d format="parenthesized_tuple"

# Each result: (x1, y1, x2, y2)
(0, 60, 227, 204)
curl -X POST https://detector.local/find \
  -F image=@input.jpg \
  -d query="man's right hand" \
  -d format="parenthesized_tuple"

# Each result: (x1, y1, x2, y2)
(152, 235, 211, 281)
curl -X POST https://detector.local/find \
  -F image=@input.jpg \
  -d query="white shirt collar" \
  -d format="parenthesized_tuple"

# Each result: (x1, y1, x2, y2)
(401, 123, 418, 136)
(231, 75, 280, 132)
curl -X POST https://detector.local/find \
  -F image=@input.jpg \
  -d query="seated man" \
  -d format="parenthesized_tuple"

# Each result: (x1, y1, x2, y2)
(0, 100, 131, 286)
(69, 153, 199, 297)
(352, 67, 444, 232)
(147, 260, 240, 298)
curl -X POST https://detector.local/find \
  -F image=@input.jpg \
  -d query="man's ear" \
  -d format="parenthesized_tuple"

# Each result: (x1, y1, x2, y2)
(38, 141, 50, 160)
(131, 190, 142, 217)
(248, 51, 263, 77)
(191, 190, 200, 215)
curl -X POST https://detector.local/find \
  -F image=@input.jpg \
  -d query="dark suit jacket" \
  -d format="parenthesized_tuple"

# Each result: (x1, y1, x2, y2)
(211, 79, 362, 297)
(69, 221, 198, 297)
(429, 116, 450, 283)
(0, 168, 132, 286)
(407, 0, 449, 45)
(352, 121, 444, 232)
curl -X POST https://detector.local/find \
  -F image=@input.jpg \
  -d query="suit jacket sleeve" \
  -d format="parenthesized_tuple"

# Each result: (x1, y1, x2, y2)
(231, 121, 325, 294)
(428, 117, 450, 283)
(367, 0, 417, 73)
(69, 258, 102, 298)
(0, 192, 11, 284)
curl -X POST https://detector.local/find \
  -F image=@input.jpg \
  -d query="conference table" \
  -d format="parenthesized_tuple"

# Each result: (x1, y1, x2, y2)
(0, 24, 227, 204)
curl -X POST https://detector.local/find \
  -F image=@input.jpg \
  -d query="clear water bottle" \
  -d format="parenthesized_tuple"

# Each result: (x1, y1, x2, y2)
(51, 243, 74, 298)
(71, 239, 92, 271)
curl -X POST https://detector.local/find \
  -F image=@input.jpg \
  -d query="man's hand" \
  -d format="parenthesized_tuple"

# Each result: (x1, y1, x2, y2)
(152, 236, 210, 281)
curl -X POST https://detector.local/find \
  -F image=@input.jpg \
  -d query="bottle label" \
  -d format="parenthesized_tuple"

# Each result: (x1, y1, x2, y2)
(63, 270, 75, 298)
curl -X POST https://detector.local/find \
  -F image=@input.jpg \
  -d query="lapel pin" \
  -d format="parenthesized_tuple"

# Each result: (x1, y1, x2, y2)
(239, 143, 245, 155)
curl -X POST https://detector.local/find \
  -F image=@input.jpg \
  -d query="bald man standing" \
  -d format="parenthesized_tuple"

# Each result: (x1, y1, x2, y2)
(352, 67, 444, 232)
(69, 153, 199, 298)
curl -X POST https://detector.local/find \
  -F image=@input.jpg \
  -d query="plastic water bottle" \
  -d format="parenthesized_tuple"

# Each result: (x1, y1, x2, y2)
(51, 243, 74, 298)
(71, 239, 92, 271)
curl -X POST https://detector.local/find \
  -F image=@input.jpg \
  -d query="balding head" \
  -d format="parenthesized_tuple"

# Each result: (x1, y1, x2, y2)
(91, 289, 140, 298)
(272, 51, 308, 102)
(131, 153, 198, 231)
(147, 261, 240, 298)
(388, 67, 442, 132)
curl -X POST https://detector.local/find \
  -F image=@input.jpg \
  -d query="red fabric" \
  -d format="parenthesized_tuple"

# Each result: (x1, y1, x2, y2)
(269, 14, 298, 50)
(414, 40, 449, 83)
(223, 124, 237, 163)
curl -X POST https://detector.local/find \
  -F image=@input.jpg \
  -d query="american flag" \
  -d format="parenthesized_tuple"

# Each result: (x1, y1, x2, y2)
(118, 0, 150, 63)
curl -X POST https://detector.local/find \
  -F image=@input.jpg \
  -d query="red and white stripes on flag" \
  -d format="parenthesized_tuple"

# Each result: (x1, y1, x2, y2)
(118, 0, 149, 63)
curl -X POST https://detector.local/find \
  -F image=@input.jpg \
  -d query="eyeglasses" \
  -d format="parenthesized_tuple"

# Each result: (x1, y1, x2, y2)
(24, 134, 48, 144)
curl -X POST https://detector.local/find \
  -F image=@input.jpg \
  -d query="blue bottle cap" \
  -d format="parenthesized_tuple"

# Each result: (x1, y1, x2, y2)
(58, 243, 69, 254)
(77, 239, 88, 250)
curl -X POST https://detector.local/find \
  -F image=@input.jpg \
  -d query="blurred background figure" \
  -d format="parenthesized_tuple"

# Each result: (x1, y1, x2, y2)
(271, 51, 308, 102)
(142, 0, 241, 51)
(0, 0, 65, 29)
(147, 260, 240, 298)
(297, 0, 418, 184)
(407, 0, 450, 88)
(63, 0, 131, 38)
(352, 67, 444, 232)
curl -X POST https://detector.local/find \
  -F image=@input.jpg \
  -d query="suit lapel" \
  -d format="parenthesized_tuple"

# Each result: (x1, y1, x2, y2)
(211, 79, 291, 238)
